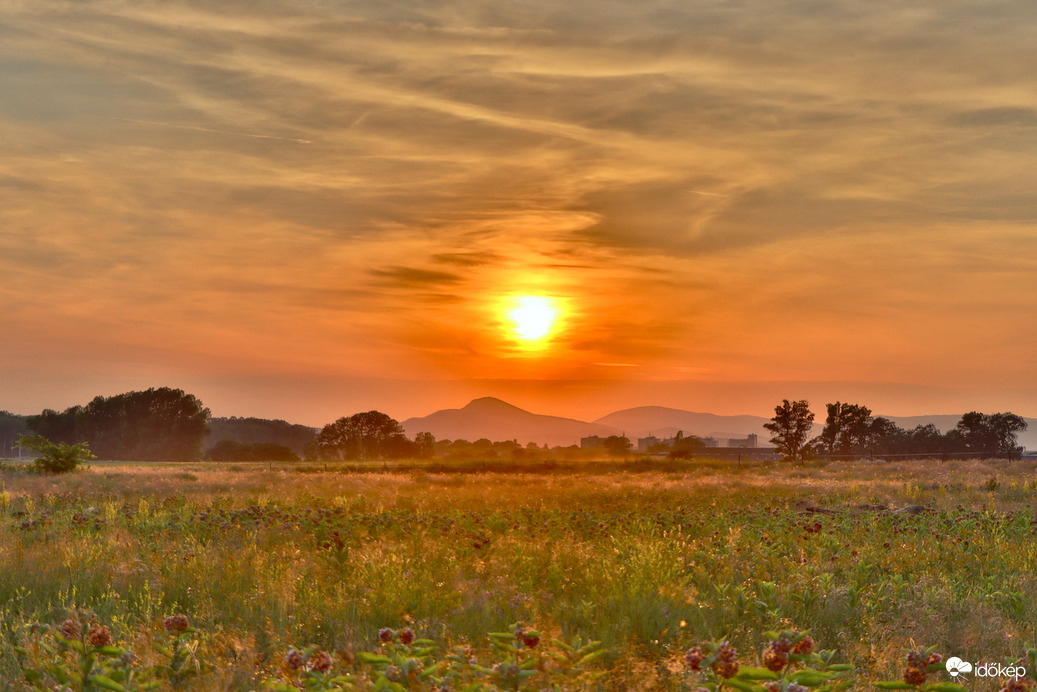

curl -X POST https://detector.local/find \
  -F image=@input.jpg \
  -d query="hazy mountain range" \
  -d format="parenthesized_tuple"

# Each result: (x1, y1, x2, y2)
(402, 397, 1037, 450)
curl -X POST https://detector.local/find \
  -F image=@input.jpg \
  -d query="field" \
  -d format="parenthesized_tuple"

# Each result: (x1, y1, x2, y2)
(1, 456, 1036, 690)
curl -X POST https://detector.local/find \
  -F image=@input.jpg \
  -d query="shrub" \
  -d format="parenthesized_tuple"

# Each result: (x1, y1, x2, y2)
(18, 434, 94, 474)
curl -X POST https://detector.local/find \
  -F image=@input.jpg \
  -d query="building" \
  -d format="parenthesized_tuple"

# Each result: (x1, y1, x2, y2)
(727, 434, 758, 449)
(580, 436, 604, 450)
(637, 435, 661, 452)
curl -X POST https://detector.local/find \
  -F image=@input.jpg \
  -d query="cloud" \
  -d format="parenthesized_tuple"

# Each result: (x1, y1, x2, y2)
(2, 0, 1037, 415)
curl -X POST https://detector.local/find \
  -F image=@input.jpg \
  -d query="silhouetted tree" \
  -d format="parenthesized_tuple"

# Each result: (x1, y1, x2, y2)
(867, 417, 907, 455)
(765, 400, 814, 461)
(27, 388, 210, 461)
(668, 431, 705, 459)
(817, 402, 873, 455)
(603, 435, 632, 456)
(414, 432, 436, 458)
(956, 411, 1027, 458)
(317, 411, 406, 460)
(206, 417, 316, 455)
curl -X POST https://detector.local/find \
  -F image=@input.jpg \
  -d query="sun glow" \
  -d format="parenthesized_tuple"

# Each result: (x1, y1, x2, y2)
(509, 296, 558, 341)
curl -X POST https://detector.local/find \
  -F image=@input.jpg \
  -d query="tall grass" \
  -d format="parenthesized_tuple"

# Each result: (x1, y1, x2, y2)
(1, 457, 1036, 689)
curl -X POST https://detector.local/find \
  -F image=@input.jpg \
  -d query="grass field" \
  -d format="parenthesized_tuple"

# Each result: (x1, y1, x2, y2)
(1, 456, 1036, 690)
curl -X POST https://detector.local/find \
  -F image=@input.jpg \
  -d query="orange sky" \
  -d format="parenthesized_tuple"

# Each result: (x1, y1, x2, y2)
(2, 2, 1036, 426)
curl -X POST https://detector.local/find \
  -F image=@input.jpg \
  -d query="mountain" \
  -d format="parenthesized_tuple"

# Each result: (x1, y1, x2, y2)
(401, 397, 619, 447)
(594, 406, 772, 442)
(402, 399, 1037, 451)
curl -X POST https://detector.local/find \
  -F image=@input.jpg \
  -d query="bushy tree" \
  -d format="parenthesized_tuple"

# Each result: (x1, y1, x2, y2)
(317, 411, 408, 460)
(414, 432, 436, 459)
(603, 435, 632, 456)
(764, 400, 814, 461)
(956, 411, 1027, 458)
(817, 402, 873, 455)
(18, 434, 94, 474)
(668, 431, 705, 459)
(27, 388, 210, 461)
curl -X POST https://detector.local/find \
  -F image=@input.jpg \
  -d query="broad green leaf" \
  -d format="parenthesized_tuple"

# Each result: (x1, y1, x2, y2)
(790, 671, 833, 686)
(356, 652, 393, 665)
(736, 666, 780, 680)
(577, 650, 608, 666)
(88, 674, 127, 691)
(418, 662, 443, 679)
(724, 677, 766, 692)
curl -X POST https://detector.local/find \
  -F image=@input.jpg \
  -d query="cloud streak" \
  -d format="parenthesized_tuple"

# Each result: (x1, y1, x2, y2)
(1, 0, 1036, 419)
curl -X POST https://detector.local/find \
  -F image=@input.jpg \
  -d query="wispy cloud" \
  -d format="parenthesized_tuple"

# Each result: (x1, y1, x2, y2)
(1, 0, 1036, 418)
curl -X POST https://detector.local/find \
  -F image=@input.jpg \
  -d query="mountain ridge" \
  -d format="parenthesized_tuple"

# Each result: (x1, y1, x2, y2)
(403, 398, 1037, 450)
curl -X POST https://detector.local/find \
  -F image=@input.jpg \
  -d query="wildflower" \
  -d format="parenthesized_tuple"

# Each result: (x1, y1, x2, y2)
(905, 651, 925, 669)
(684, 646, 705, 671)
(378, 627, 394, 643)
(162, 614, 190, 633)
(87, 625, 113, 648)
(763, 638, 791, 671)
(925, 652, 943, 668)
(399, 627, 415, 645)
(712, 641, 739, 679)
(903, 667, 927, 686)
(309, 650, 333, 674)
(385, 665, 403, 682)
(59, 618, 80, 640)
(523, 633, 540, 649)
(1001, 678, 1033, 692)
(792, 635, 815, 655)
(285, 648, 305, 671)
(120, 650, 136, 666)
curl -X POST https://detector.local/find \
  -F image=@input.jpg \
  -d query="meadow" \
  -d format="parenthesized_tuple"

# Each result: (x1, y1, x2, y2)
(1, 456, 1036, 690)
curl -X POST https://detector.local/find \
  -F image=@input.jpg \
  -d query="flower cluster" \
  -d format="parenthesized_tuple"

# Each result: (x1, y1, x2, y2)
(902, 648, 944, 687)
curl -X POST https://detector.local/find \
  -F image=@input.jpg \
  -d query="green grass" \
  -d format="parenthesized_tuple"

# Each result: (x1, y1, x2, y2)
(1, 457, 1036, 689)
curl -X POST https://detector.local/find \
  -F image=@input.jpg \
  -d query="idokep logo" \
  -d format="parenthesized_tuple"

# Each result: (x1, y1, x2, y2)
(946, 656, 1027, 680)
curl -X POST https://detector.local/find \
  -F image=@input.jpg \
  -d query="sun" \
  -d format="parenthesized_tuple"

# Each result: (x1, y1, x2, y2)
(508, 296, 558, 340)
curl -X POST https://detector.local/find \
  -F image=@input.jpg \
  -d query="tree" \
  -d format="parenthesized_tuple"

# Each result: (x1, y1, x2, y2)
(414, 432, 436, 459)
(867, 417, 907, 455)
(603, 435, 632, 456)
(18, 434, 94, 474)
(817, 402, 873, 455)
(956, 411, 1027, 458)
(317, 411, 406, 460)
(26, 388, 210, 461)
(764, 400, 815, 461)
(668, 431, 705, 459)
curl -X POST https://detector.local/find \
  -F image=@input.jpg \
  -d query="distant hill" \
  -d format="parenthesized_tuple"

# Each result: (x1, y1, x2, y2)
(402, 400, 1037, 451)
(401, 397, 619, 447)
(594, 406, 771, 442)
(206, 417, 317, 455)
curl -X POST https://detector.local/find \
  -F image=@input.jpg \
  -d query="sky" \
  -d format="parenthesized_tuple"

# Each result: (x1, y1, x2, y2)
(2, 1, 1037, 426)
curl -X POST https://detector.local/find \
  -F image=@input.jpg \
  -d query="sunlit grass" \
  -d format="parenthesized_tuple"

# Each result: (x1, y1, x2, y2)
(1, 457, 1036, 689)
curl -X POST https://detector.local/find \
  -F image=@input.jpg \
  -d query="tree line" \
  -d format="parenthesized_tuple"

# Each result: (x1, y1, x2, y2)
(765, 399, 1028, 461)
(14, 387, 1030, 464)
